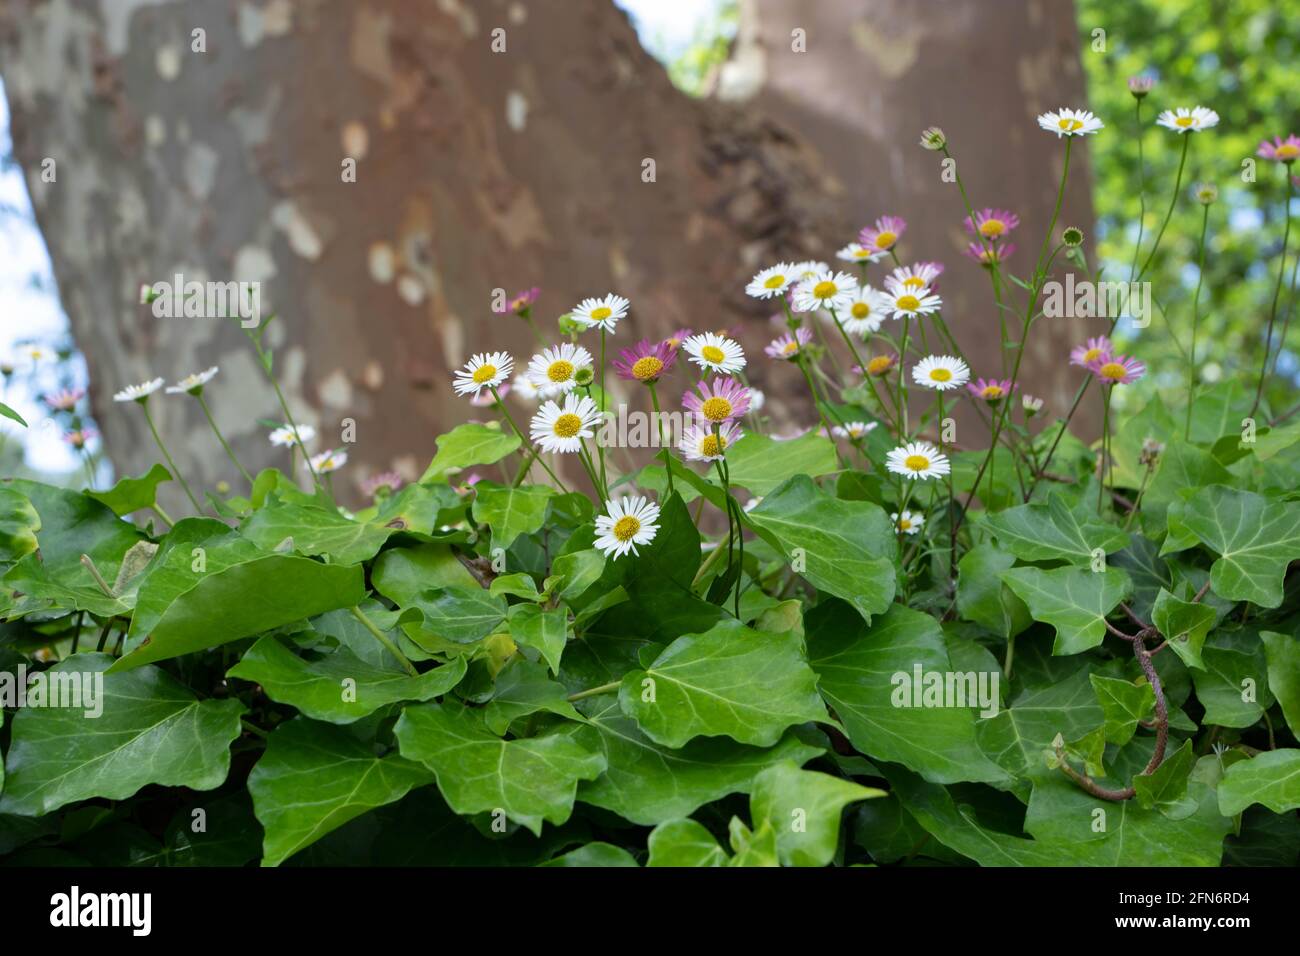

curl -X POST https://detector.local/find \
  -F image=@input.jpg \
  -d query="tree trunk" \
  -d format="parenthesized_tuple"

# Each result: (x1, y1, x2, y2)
(1, 0, 1095, 507)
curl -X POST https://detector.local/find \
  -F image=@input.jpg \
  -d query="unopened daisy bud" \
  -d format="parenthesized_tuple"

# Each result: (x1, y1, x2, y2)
(1022, 394, 1044, 416)
(0, 361, 14, 377)
(139, 283, 160, 305)
(1062, 226, 1084, 247)
(1139, 438, 1165, 467)
(1194, 182, 1218, 205)
(574, 365, 595, 387)
(558, 314, 585, 336)
(1127, 75, 1154, 99)
(919, 127, 946, 151)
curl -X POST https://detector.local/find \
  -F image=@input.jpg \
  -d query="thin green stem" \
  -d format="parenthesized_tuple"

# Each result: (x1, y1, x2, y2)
(141, 402, 202, 511)
(1136, 133, 1190, 282)
(1128, 98, 1148, 284)
(567, 680, 621, 702)
(1185, 203, 1210, 440)
(648, 382, 673, 497)
(350, 605, 418, 677)
(197, 393, 253, 484)
(490, 386, 571, 493)
(1252, 168, 1295, 418)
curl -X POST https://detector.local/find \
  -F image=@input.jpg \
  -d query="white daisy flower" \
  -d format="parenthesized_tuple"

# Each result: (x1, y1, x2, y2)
(746, 263, 796, 299)
(1037, 107, 1104, 137)
(594, 495, 660, 559)
(886, 441, 950, 480)
(113, 377, 165, 403)
(891, 510, 924, 535)
(791, 270, 858, 314)
(887, 262, 943, 291)
(165, 366, 219, 394)
(529, 393, 603, 454)
(527, 343, 593, 397)
(679, 421, 743, 462)
(270, 423, 316, 447)
(571, 294, 629, 333)
(309, 449, 348, 474)
(790, 261, 830, 282)
(881, 276, 943, 319)
(511, 372, 542, 402)
(453, 351, 513, 397)
(23, 344, 52, 364)
(831, 421, 878, 440)
(836, 242, 885, 264)
(1156, 106, 1219, 133)
(840, 286, 887, 336)
(912, 355, 970, 391)
(748, 388, 766, 412)
(682, 332, 746, 374)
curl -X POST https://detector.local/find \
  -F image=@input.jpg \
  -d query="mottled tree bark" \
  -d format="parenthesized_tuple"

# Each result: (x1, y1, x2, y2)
(0, 0, 1095, 508)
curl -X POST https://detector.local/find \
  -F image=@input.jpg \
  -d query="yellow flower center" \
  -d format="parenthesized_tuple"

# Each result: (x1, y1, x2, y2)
(1083, 348, 1103, 363)
(896, 294, 921, 311)
(1099, 361, 1127, 381)
(874, 231, 897, 249)
(1058, 117, 1083, 131)
(552, 413, 583, 437)
(898, 518, 912, 531)
(982, 385, 1005, 399)
(853, 248, 872, 258)
(867, 356, 893, 375)
(1276, 143, 1300, 160)
(589, 306, 612, 322)
(813, 280, 837, 299)
(929, 368, 953, 383)
(700, 397, 733, 422)
(979, 220, 1006, 238)
(612, 515, 641, 542)
(851, 302, 871, 319)
(904, 454, 931, 472)
(632, 356, 664, 380)
(472, 364, 497, 383)
(902, 276, 925, 290)
(781, 340, 799, 355)
(1175, 115, 1194, 128)
(547, 360, 574, 382)
(763, 274, 787, 289)
(700, 433, 726, 457)
(701, 345, 727, 364)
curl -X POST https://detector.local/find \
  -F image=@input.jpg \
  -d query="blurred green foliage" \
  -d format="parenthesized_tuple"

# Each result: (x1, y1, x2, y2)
(1075, 0, 1300, 417)
(661, 0, 738, 98)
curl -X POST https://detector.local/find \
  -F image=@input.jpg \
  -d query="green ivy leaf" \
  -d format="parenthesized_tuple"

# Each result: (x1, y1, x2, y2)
(748, 761, 885, 867)
(956, 543, 1031, 640)
(646, 818, 728, 867)
(747, 475, 896, 621)
(1218, 749, 1300, 815)
(471, 481, 556, 551)
(404, 586, 506, 648)
(227, 635, 466, 724)
(1181, 486, 1300, 608)
(483, 658, 582, 735)
(248, 717, 433, 866)
(394, 701, 605, 835)
(1261, 631, 1300, 738)
(507, 603, 569, 674)
(0, 653, 244, 816)
(722, 431, 840, 496)
(86, 464, 172, 518)
(1090, 674, 1155, 745)
(1191, 630, 1273, 727)
(1132, 740, 1196, 813)
(1151, 588, 1217, 670)
(808, 601, 1009, 785)
(539, 842, 638, 867)
(419, 423, 521, 482)
(1001, 566, 1132, 655)
(241, 501, 393, 565)
(982, 492, 1130, 566)
(618, 619, 829, 749)
(978, 661, 1103, 780)
(0, 486, 39, 565)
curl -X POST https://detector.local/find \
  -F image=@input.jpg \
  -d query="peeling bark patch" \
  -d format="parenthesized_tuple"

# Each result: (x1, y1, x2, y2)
(239, 0, 293, 48)
(100, 0, 173, 56)
(368, 242, 396, 283)
(341, 121, 369, 160)
(183, 141, 219, 199)
(318, 368, 354, 409)
(155, 44, 182, 80)
(271, 200, 325, 260)
(397, 275, 426, 305)
(505, 91, 528, 131)
(234, 244, 277, 284)
(849, 20, 922, 78)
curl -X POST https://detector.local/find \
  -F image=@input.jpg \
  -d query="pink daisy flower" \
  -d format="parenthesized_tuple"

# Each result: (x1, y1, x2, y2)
(964, 209, 1020, 241)
(1258, 134, 1300, 164)
(360, 471, 404, 498)
(63, 428, 96, 450)
(858, 215, 907, 253)
(765, 326, 812, 361)
(508, 287, 540, 315)
(612, 339, 677, 384)
(44, 388, 85, 412)
(1070, 336, 1113, 369)
(662, 328, 694, 351)
(967, 377, 1014, 403)
(965, 241, 1016, 266)
(1087, 354, 1146, 386)
(889, 261, 945, 291)
(682, 376, 751, 425)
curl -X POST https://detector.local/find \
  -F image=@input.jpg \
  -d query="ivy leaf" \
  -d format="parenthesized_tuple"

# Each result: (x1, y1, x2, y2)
(0, 653, 244, 816)
(572, 697, 824, 826)
(404, 586, 507, 648)
(4, 552, 132, 618)
(483, 658, 582, 735)
(1151, 588, 1217, 670)
(241, 501, 393, 565)
(982, 492, 1129, 566)
(85, 463, 172, 518)
(1261, 631, 1300, 738)
(727, 817, 780, 867)
(112, 553, 366, 672)
(723, 431, 840, 496)
(1090, 674, 1155, 745)
(248, 717, 434, 866)
(227, 635, 466, 724)
(747, 475, 896, 621)
(955, 543, 1031, 639)
(808, 601, 1009, 785)
(471, 481, 555, 550)
(1180, 486, 1300, 608)
(1218, 749, 1300, 815)
(507, 603, 569, 675)
(5, 479, 145, 584)
(0, 486, 39, 565)
(371, 543, 478, 607)
(419, 423, 520, 482)
(1001, 566, 1132, 655)
(1191, 630, 1273, 727)
(977, 661, 1103, 781)
(646, 819, 728, 867)
(539, 843, 638, 867)
(394, 701, 605, 835)
(618, 619, 829, 749)
(1132, 740, 1196, 813)
(748, 761, 885, 867)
